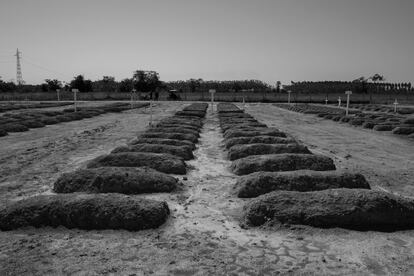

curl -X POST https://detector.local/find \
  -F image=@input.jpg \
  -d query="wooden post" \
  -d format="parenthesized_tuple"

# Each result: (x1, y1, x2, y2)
(338, 96, 341, 107)
(287, 90, 292, 104)
(72, 89, 79, 112)
(56, 89, 60, 102)
(345, 91, 352, 116)
(209, 89, 216, 112)
(149, 99, 153, 126)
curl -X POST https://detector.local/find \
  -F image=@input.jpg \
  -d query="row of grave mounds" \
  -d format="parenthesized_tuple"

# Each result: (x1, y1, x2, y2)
(0, 103, 208, 231)
(218, 103, 414, 231)
(0, 101, 73, 113)
(275, 103, 414, 138)
(0, 102, 150, 137)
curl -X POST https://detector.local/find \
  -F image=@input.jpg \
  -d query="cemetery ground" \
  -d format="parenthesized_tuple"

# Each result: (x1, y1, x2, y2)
(0, 101, 413, 275)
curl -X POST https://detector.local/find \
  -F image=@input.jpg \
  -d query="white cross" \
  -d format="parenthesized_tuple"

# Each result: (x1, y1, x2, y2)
(393, 99, 399, 113)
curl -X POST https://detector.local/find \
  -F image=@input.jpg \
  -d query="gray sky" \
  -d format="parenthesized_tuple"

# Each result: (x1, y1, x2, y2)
(0, 0, 413, 85)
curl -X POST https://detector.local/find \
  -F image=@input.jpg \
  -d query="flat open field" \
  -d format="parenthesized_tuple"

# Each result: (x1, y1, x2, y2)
(0, 101, 414, 275)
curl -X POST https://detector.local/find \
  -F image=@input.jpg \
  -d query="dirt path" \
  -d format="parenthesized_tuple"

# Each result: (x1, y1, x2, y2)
(0, 103, 414, 275)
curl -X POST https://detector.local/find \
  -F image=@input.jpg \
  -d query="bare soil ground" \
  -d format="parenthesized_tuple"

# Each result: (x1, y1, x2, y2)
(0, 101, 413, 275)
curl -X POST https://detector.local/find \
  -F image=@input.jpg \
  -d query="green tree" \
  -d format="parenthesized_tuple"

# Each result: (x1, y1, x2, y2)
(70, 75, 93, 92)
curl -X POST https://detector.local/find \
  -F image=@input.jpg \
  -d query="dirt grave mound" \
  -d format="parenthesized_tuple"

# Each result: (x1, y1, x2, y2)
(148, 127, 200, 137)
(235, 170, 370, 198)
(129, 137, 195, 150)
(54, 167, 178, 194)
(228, 143, 311, 160)
(373, 125, 394, 131)
(218, 113, 252, 118)
(158, 119, 202, 129)
(156, 123, 200, 131)
(19, 120, 45, 128)
(0, 193, 169, 231)
(231, 153, 336, 175)
(112, 143, 194, 160)
(392, 127, 414, 135)
(225, 136, 297, 149)
(222, 124, 268, 132)
(140, 132, 198, 143)
(224, 128, 287, 139)
(243, 189, 414, 231)
(175, 111, 206, 118)
(87, 152, 187, 174)
(0, 123, 29, 132)
(39, 117, 60, 125)
(402, 117, 414, 125)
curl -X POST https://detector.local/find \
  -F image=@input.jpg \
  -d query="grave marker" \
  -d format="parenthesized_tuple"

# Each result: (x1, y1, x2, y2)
(345, 90, 352, 116)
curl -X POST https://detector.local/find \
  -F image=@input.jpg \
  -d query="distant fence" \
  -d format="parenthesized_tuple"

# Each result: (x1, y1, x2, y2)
(1, 91, 413, 104)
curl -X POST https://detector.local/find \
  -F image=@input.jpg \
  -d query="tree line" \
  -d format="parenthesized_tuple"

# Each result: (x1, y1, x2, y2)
(1, 71, 412, 94)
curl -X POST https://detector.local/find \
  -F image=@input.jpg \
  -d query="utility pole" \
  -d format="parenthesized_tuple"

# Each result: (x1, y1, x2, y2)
(15, 48, 24, 85)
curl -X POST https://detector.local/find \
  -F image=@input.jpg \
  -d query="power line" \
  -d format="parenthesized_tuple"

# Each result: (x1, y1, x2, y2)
(21, 57, 70, 79)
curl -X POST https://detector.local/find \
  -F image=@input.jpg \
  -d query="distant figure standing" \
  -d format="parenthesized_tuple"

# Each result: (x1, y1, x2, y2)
(155, 91, 159, 101)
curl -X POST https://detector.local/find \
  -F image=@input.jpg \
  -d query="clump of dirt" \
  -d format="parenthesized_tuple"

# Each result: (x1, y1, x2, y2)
(86, 152, 187, 174)
(224, 128, 287, 139)
(225, 136, 297, 149)
(111, 143, 194, 160)
(231, 153, 336, 175)
(140, 132, 199, 143)
(235, 170, 370, 197)
(228, 143, 311, 160)
(0, 129, 7, 137)
(129, 137, 195, 150)
(243, 188, 414, 231)
(53, 167, 178, 194)
(0, 193, 170, 231)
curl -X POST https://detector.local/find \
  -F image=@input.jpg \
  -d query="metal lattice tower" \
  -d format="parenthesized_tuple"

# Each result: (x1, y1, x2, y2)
(15, 48, 24, 85)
